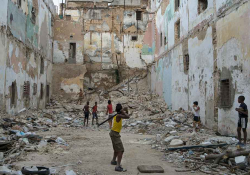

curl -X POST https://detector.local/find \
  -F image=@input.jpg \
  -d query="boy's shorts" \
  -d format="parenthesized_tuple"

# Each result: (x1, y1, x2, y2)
(110, 130, 124, 152)
(238, 117, 248, 129)
(84, 112, 89, 119)
(92, 112, 98, 119)
(193, 116, 200, 122)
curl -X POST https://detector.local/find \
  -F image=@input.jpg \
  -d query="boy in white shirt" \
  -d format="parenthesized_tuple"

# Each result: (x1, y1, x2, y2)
(193, 101, 201, 131)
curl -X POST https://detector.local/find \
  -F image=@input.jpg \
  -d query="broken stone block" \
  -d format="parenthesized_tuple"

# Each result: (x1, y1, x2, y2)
(0, 166, 21, 175)
(170, 130, 177, 135)
(137, 165, 164, 173)
(164, 136, 179, 144)
(130, 123, 137, 127)
(169, 139, 183, 146)
(156, 134, 162, 142)
(235, 156, 247, 169)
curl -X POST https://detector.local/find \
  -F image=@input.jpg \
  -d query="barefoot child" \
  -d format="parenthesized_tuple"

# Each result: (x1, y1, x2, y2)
(110, 104, 130, 172)
(77, 89, 83, 105)
(106, 100, 113, 129)
(236, 96, 248, 146)
(83, 101, 90, 127)
(92, 102, 98, 125)
(193, 101, 201, 131)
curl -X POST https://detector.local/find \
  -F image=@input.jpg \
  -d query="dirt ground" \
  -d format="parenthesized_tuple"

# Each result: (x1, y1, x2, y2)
(15, 124, 201, 175)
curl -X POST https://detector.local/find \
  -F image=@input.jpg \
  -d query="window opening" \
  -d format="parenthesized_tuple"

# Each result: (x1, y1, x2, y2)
(220, 79, 231, 107)
(136, 11, 142, 20)
(184, 54, 189, 72)
(131, 36, 138, 41)
(175, 19, 180, 42)
(164, 36, 167, 45)
(33, 83, 37, 95)
(17, 0, 21, 8)
(11, 82, 16, 105)
(198, 0, 208, 14)
(175, 0, 180, 11)
(69, 43, 76, 59)
(160, 33, 163, 46)
(46, 85, 50, 97)
(31, 7, 36, 24)
(40, 83, 44, 99)
(23, 81, 30, 98)
(40, 57, 44, 74)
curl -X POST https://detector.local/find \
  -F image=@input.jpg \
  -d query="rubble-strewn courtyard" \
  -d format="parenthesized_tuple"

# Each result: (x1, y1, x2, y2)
(1, 0, 250, 174)
(0, 76, 249, 174)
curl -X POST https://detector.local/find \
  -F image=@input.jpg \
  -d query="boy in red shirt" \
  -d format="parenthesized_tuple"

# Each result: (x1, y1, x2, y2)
(106, 100, 113, 129)
(92, 102, 98, 125)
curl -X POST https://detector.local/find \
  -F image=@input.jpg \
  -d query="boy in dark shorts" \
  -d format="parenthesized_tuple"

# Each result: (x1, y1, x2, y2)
(106, 100, 113, 129)
(193, 101, 201, 131)
(110, 105, 129, 172)
(236, 96, 248, 146)
(92, 102, 98, 125)
(83, 101, 90, 127)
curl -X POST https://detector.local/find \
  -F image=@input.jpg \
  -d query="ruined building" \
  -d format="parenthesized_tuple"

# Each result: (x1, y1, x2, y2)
(147, 0, 250, 136)
(52, 0, 150, 96)
(0, 0, 56, 114)
(53, 0, 250, 136)
(1, 0, 250, 137)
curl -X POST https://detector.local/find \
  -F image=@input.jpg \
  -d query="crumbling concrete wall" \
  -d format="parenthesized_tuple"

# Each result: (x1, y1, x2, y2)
(216, 1, 250, 136)
(53, 20, 83, 64)
(53, 0, 152, 94)
(52, 64, 87, 98)
(147, 0, 250, 135)
(0, 0, 55, 114)
(188, 27, 215, 129)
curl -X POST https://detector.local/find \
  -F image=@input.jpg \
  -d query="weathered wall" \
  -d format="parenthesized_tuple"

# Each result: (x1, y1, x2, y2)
(0, 30, 7, 110)
(53, 1, 152, 94)
(188, 27, 215, 128)
(0, 0, 55, 114)
(216, 1, 250, 136)
(52, 64, 87, 98)
(147, 0, 250, 135)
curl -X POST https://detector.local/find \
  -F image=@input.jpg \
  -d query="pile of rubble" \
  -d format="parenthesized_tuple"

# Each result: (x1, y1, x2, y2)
(102, 75, 250, 174)
(0, 74, 249, 174)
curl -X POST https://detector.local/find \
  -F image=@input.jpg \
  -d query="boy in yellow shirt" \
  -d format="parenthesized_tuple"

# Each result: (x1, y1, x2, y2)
(110, 104, 129, 172)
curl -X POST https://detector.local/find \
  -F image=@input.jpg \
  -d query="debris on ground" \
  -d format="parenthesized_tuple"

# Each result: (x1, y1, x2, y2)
(0, 74, 249, 174)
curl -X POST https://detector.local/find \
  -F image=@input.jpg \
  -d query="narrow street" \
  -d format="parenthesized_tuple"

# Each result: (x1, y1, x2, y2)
(1, 0, 250, 174)
(16, 126, 199, 175)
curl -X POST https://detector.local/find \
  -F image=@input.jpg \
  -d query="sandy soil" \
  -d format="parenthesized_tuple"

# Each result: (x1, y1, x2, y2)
(16, 125, 200, 175)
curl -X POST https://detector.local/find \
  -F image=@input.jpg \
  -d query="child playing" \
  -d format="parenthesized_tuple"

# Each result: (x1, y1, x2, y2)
(110, 104, 130, 172)
(92, 102, 98, 125)
(77, 89, 83, 105)
(106, 100, 113, 129)
(83, 101, 90, 127)
(236, 96, 248, 146)
(193, 101, 201, 131)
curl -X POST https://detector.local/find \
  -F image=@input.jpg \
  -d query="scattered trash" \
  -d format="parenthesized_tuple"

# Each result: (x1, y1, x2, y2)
(56, 137, 68, 146)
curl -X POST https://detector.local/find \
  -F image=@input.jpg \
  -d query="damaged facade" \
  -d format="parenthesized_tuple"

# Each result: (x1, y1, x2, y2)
(53, 0, 151, 95)
(52, 0, 250, 136)
(147, 0, 250, 136)
(0, 0, 56, 114)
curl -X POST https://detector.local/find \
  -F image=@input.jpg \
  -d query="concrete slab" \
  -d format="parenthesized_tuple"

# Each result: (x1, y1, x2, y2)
(137, 165, 164, 173)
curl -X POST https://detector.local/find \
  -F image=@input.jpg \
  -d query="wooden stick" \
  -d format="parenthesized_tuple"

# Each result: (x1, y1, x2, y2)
(206, 150, 250, 160)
